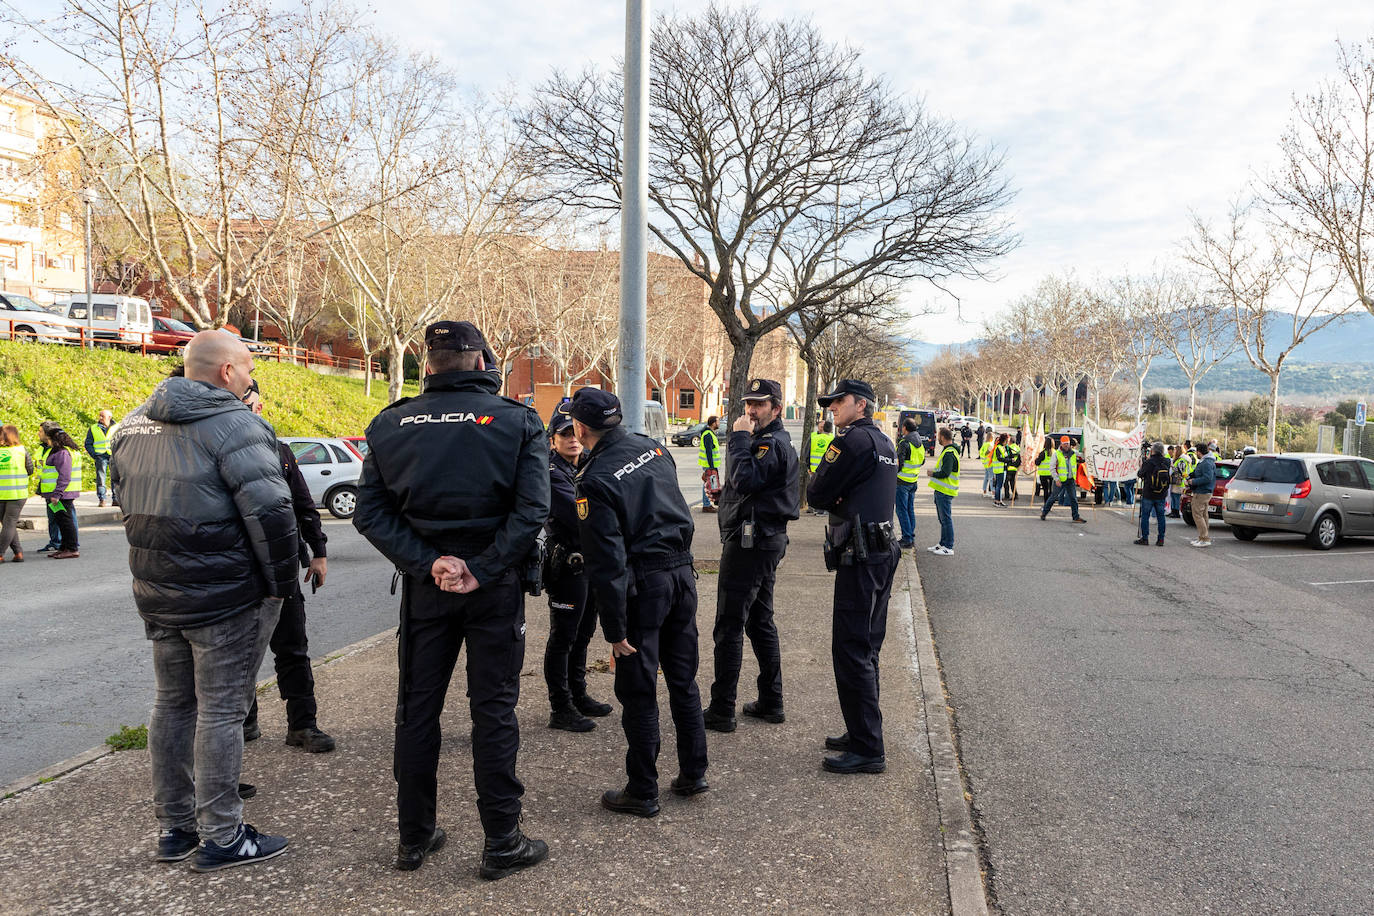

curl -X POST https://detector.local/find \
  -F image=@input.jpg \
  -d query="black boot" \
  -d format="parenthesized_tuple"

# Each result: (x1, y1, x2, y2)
(702, 706, 736, 733)
(480, 828, 548, 880)
(549, 707, 595, 732)
(742, 701, 785, 724)
(285, 725, 336, 753)
(395, 827, 446, 872)
(573, 695, 613, 717)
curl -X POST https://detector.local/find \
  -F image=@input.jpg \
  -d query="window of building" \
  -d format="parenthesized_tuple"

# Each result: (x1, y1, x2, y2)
(679, 389, 696, 410)
(650, 387, 663, 404)
(58, 212, 72, 231)
(32, 251, 45, 273)
(0, 245, 17, 269)
(59, 254, 75, 271)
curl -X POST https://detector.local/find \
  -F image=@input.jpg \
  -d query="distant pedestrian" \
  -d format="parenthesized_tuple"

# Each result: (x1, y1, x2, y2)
(38, 422, 82, 559)
(1135, 441, 1171, 546)
(112, 330, 298, 871)
(894, 419, 925, 548)
(1187, 442, 1217, 548)
(1040, 436, 1086, 524)
(1168, 445, 1188, 517)
(698, 415, 720, 513)
(0, 424, 34, 563)
(978, 433, 995, 496)
(1004, 437, 1021, 504)
(807, 421, 835, 516)
(959, 423, 971, 457)
(991, 432, 1010, 507)
(975, 423, 986, 451)
(85, 409, 116, 507)
(927, 427, 959, 555)
(1035, 435, 1055, 501)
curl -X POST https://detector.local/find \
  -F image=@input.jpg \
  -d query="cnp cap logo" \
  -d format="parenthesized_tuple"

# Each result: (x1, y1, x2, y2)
(750, 380, 761, 391)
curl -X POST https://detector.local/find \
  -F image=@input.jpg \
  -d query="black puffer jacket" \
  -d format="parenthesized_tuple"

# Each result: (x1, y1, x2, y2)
(111, 377, 299, 629)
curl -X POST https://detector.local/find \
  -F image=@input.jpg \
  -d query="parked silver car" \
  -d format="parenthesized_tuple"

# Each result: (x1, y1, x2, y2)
(280, 437, 364, 519)
(1222, 453, 1374, 550)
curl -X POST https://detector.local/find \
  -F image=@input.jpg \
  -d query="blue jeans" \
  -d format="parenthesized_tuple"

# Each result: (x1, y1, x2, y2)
(933, 492, 954, 549)
(1169, 490, 1182, 514)
(93, 454, 112, 500)
(46, 500, 79, 549)
(992, 472, 1005, 501)
(982, 466, 994, 492)
(147, 597, 281, 845)
(895, 482, 916, 542)
(1139, 498, 1166, 541)
(1041, 481, 1080, 520)
(1120, 479, 1136, 505)
(1101, 480, 1119, 504)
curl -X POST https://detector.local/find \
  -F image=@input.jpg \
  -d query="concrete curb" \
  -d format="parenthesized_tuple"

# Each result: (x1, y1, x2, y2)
(0, 625, 397, 801)
(903, 552, 991, 916)
(17, 507, 124, 529)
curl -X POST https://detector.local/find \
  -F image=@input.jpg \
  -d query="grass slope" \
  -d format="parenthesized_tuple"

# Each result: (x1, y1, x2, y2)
(0, 341, 415, 493)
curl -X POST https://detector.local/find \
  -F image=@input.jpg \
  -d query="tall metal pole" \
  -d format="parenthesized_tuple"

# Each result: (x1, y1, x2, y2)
(82, 190, 96, 348)
(617, 0, 649, 434)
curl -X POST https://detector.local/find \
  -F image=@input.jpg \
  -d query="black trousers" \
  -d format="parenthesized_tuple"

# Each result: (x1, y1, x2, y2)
(960, 439, 971, 457)
(48, 499, 78, 550)
(395, 571, 525, 844)
(709, 535, 785, 714)
(1035, 474, 1053, 500)
(616, 564, 708, 800)
(543, 566, 598, 710)
(832, 547, 900, 759)
(245, 584, 316, 731)
(1004, 472, 1018, 500)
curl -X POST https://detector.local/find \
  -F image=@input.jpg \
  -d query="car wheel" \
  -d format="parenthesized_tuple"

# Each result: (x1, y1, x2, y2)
(15, 326, 37, 342)
(1181, 506, 1196, 527)
(1230, 525, 1258, 541)
(690, 436, 701, 447)
(1306, 512, 1339, 550)
(326, 485, 357, 520)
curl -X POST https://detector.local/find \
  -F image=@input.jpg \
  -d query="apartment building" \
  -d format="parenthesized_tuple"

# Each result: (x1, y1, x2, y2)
(0, 89, 85, 304)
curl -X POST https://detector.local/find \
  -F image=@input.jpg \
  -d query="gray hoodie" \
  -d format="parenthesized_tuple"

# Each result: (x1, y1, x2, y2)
(111, 376, 298, 630)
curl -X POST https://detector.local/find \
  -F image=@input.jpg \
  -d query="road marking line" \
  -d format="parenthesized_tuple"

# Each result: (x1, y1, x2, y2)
(1231, 550, 1374, 560)
(1308, 579, 1374, 587)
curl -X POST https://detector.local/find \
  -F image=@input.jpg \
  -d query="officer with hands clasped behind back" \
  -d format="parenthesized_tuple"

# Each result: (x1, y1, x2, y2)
(806, 379, 901, 775)
(570, 387, 709, 818)
(542, 401, 614, 733)
(354, 320, 550, 880)
(703, 378, 799, 733)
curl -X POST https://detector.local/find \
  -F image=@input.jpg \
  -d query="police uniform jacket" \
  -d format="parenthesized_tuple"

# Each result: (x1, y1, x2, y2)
(277, 441, 327, 567)
(806, 417, 898, 533)
(575, 426, 694, 643)
(717, 418, 800, 543)
(354, 370, 550, 585)
(546, 451, 581, 550)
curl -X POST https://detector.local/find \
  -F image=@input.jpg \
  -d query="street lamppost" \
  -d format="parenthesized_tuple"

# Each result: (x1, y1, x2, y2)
(79, 188, 98, 349)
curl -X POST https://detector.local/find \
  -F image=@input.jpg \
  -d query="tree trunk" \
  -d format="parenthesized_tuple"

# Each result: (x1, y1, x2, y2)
(724, 334, 759, 427)
(1267, 373, 1280, 452)
(1186, 378, 1198, 441)
(387, 337, 407, 403)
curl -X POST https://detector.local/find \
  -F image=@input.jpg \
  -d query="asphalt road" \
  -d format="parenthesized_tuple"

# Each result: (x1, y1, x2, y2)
(917, 459, 1374, 914)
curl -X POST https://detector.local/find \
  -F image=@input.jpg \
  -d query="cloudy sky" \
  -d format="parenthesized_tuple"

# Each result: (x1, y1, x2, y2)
(375, 0, 1369, 343)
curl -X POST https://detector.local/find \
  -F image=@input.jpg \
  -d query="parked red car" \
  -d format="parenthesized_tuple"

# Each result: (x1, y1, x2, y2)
(340, 436, 369, 459)
(147, 315, 196, 354)
(1182, 459, 1240, 526)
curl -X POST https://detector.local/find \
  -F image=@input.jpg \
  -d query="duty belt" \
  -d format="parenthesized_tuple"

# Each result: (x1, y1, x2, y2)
(630, 550, 694, 575)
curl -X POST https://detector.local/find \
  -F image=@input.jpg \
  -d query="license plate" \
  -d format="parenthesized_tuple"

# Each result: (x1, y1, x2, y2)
(1240, 502, 1271, 513)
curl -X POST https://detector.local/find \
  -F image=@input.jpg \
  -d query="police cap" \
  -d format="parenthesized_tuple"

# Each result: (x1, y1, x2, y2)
(568, 387, 623, 430)
(817, 378, 875, 408)
(424, 320, 487, 352)
(548, 400, 575, 435)
(742, 378, 782, 402)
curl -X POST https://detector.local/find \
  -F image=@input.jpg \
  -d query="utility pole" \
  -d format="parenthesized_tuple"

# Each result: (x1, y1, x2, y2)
(617, 0, 649, 434)
(81, 188, 98, 348)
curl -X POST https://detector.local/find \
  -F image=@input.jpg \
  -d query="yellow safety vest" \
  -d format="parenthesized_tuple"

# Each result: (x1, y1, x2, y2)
(1037, 448, 1053, 476)
(697, 427, 719, 469)
(1054, 450, 1077, 483)
(897, 436, 925, 484)
(929, 445, 960, 497)
(992, 444, 1007, 473)
(1005, 444, 1021, 472)
(809, 432, 833, 472)
(0, 445, 29, 500)
(38, 446, 82, 495)
(979, 440, 993, 468)
(89, 423, 111, 457)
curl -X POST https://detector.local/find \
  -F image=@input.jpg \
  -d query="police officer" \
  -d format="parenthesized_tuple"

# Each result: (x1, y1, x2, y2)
(703, 378, 799, 733)
(543, 400, 613, 732)
(354, 320, 549, 880)
(806, 379, 900, 775)
(240, 380, 336, 754)
(571, 387, 708, 817)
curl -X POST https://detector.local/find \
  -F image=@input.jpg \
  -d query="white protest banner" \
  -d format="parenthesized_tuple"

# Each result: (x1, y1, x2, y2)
(1083, 418, 1147, 482)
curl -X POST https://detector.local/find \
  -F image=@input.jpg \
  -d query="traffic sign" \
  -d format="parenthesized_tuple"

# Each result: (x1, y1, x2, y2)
(1357, 401, 1367, 427)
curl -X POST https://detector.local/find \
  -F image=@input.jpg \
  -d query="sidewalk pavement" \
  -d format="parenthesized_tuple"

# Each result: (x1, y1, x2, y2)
(0, 516, 957, 915)
(17, 491, 123, 528)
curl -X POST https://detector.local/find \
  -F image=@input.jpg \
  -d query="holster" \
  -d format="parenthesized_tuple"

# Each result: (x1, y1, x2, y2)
(823, 520, 855, 571)
(521, 535, 546, 597)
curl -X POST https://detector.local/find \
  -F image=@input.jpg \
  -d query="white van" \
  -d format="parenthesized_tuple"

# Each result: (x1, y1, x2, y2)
(643, 399, 668, 445)
(54, 293, 155, 348)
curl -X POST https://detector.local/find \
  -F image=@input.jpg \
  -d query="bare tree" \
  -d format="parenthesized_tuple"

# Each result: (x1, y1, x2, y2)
(2, 0, 356, 327)
(521, 5, 1014, 424)
(1187, 204, 1357, 450)
(247, 233, 328, 349)
(1267, 38, 1374, 316)
(1109, 272, 1170, 426)
(1150, 271, 1240, 439)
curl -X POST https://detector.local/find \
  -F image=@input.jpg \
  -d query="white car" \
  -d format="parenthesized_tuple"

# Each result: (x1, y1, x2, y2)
(0, 293, 85, 344)
(280, 437, 364, 519)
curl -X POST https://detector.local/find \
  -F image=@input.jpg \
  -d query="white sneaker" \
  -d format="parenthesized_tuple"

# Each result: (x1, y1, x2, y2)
(932, 546, 954, 556)
(1195, 540, 1211, 548)
(926, 545, 941, 553)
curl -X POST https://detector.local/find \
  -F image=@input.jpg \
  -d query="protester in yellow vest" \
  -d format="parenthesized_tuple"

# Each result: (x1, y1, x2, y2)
(1035, 436, 1055, 501)
(0, 424, 35, 562)
(894, 419, 925, 548)
(85, 409, 116, 507)
(38, 421, 83, 558)
(979, 437, 995, 496)
(927, 427, 960, 555)
(697, 415, 720, 512)
(809, 421, 835, 473)
(1040, 435, 1086, 524)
